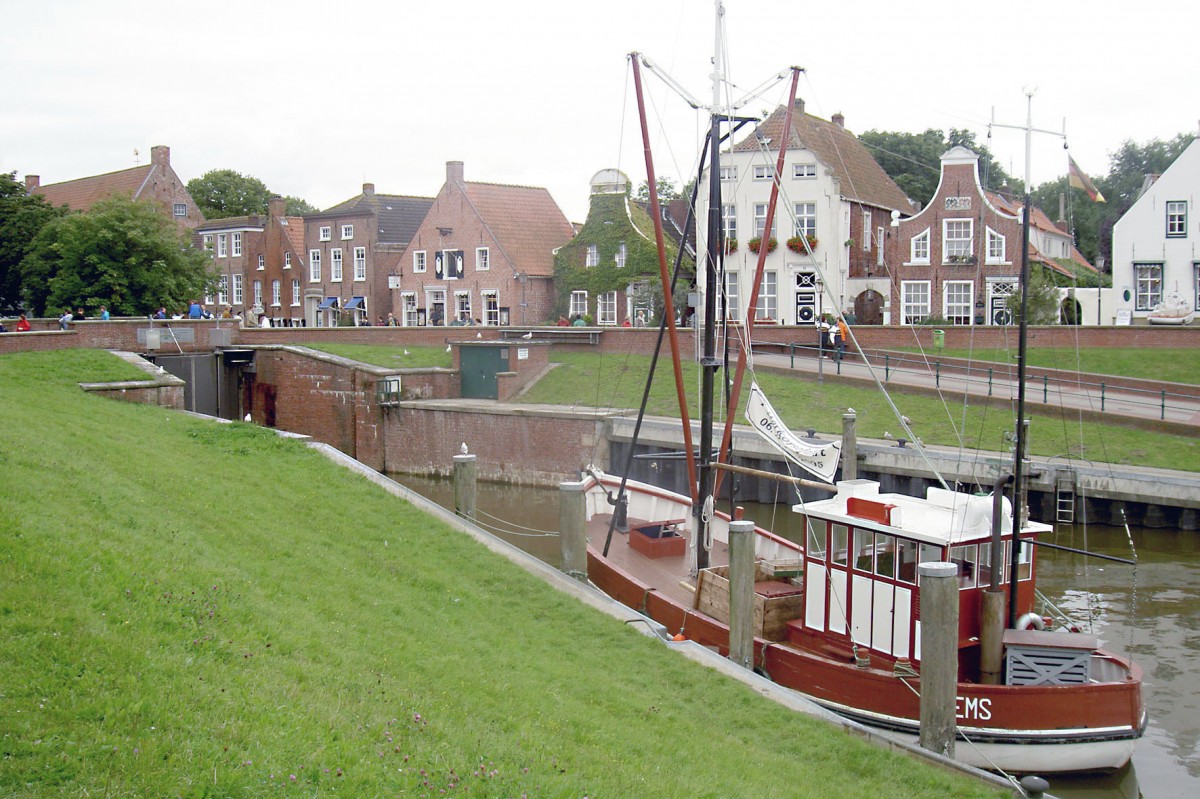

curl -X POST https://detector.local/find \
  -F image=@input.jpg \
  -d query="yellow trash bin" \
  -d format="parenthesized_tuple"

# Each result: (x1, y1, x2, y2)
(932, 329, 945, 349)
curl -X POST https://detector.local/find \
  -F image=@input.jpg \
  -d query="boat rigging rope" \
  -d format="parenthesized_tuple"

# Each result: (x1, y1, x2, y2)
(472, 507, 560, 537)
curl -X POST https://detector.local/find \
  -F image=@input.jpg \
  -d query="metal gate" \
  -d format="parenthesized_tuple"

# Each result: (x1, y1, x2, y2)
(459, 345, 509, 400)
(155, 354, 219, 416)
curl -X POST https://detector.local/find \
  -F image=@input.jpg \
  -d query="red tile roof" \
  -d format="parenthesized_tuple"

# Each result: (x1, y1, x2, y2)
(34, 164, 157, 211)
(985, 191, 1098, 277)
(280, 216, 306, 255)
(463, 182, 574, 276)
(733, 100, 912, 212)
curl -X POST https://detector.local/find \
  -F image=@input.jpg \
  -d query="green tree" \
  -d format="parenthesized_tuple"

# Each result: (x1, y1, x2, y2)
(859, 128, 1016, 205)
(0, 172, 66, 312)
(284, 195, 318, 215)
(1007, 267, 1061, 325)
(186, 169, 273, 219)
(633, 177, 681, 204)
(19, 196, 213, 317)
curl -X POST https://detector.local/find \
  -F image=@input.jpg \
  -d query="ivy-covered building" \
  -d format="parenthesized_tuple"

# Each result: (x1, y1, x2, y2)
(553, 170, 693, 326)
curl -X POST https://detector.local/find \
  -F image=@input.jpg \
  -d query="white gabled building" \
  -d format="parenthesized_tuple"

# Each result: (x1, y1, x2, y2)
(697, 99, 912, 327)
(1111, 137, 1199, 321)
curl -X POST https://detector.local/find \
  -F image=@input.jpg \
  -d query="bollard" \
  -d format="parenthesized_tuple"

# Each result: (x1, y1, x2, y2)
(452, 453, 477, 520)
(727, 520, 756, 671)
(841, 412, 857, 481)
(918, 561, 959, 759)
(1019, 775, 1049, 799)
(558, 481, 588, 581)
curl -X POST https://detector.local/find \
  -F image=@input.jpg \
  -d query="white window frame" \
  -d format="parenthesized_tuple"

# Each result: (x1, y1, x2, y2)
(722, 204, 737, 239)
(401, 292, 418, 326)
(232, 232, 242, 257)
(986, 227, 1006, 264)
(753, 164, 774, 181)
(252, 279, 262, 308)
(1134, 262, 1163, 311)
(319, 226, 332, 241)
(341, 224, 354, 240)
(792, 163, 816, 179)
(615, 242, 627, 268)
(1195, 263, 1200, 313)
(309, 250, 321, 282)
(754, 271, 777, 321)
(943, 280, 973, 325)
(217, 274, 229, 306)
(943, 219, 973, 262)
(901, 280, 931, 325)
(454, 291, 472, 324)
(1166, 201, 1187, 238)
(232, 274, 243, 305)
(586, 244, 599, 267)
(482, 290, 500, 326)
(753, 203, 776, 238)
(413, 250, 427, 273)
(331, 248, 343, 282)
(291, 279, 300, 307)
(284, 252, 292, 270)
(354, 247, 367, 281)
(570, 290, 588, 318)
(476, 247, 490, 271)
(876, 226, 885, 266)
(911, 229, 930, 264)
(257, 254, 265, 271)
(217, 233, 228, 258)
(723, 271, 740, 320)
(719, 165, 737, 181)
(173, 203, 187, 217)
(794, 203, 816, 238)
(271, 279, 281, 307)
(202, 234, 214, 251)
(863, 210, 872, 251)
(597, 290, 618, 325)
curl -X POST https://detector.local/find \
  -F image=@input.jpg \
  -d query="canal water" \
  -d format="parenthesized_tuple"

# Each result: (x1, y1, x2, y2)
(394, 474, 1198, 799)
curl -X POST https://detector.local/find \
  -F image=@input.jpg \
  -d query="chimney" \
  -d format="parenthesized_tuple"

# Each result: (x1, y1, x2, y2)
(24, 175, 39, 192)
(150, 145, 170, 168)
(446, 161, 464, 184)
(1056, 192, 1068, 231)
(268, 195, 286, 218)
(362, 182, 375, 196)
(792, 98, 805, 116)
(831, 112, 845, 128)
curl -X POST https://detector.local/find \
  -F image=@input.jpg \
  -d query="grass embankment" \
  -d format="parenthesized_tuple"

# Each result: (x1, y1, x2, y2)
(515, 351, 1199, 472)
(0, 350, 1002, 798)
(891, 347, 1200, 386)
(302, 343, 452, 370)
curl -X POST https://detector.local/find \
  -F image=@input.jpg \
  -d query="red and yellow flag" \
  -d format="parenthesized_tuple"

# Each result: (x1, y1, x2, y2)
(1068, 156, 1106, 203)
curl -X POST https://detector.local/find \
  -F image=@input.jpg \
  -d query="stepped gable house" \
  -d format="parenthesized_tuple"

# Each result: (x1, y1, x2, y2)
(396, 161, 573, 326)
(302, 184, 434, 326)
(196, 196, 307, 324)
(890, 146, 1098, 327)
(25, 145, 203, 231)
(698, 99, 912, 327)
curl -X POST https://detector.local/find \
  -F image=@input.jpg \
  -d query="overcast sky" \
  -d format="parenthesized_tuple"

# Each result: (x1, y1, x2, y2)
(2, 0, 1194, 223)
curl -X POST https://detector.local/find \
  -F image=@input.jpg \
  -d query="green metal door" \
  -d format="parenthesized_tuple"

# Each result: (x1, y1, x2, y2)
(460, 346, 508, 399)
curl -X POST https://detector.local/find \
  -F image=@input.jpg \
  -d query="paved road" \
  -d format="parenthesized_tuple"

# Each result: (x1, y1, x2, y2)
(752, 349, 1200, 430)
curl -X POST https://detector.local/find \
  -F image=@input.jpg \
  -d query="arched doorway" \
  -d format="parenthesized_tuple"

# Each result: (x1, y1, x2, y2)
(1060, 297, 1082, 325)
(853, 290, 884, 325)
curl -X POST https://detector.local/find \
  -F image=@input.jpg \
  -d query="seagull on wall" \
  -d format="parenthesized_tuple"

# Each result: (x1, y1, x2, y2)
(883, 431, 894, 440)
(900, 415, 914, 427)
(521, 331, 533, 339)
(460, 442, 469, 455)
(846, 407, 856, 415)
(244, 413, 252, 422)
(476, 331, 482, 338)
(446, 344, 452, 352)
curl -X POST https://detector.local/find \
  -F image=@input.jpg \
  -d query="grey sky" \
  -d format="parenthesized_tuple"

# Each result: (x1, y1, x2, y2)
(2, 0, 1193, 222)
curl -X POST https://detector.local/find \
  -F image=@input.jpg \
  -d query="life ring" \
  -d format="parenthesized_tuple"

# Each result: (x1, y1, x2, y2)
(1016, 612, 1046, 631)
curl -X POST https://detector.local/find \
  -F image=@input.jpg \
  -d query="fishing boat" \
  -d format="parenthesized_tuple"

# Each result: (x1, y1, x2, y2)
(580, 1, 1144, 775)
(1147, 291, 1195, 325)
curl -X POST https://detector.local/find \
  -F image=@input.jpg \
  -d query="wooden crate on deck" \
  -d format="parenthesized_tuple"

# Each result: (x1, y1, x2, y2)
(696, 564, 804, 641)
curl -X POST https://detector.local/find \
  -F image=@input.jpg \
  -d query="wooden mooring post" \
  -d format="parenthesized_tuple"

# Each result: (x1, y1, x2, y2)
(918, 561, 958, 759)
(841, 411, 857, 480)
(559, 480, 587, 582)
(728, 519, 756, 670)
(453, 453, 477, 520)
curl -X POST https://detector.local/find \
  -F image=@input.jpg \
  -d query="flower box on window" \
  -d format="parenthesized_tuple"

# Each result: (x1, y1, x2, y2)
(724, 238, 738, 253)
(786, 235, 819, 253)
(945, 254, 977, 265)
(747, 236, 777, 254)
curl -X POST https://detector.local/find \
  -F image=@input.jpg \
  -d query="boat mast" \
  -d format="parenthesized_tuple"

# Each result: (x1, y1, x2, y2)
(696, 0, 726, 570)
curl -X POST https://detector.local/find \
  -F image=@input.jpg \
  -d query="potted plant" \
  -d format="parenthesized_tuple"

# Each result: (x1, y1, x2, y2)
(786, 235, 818, 253)
(724, 237, 738, 253)
(747, 236, 777, 254)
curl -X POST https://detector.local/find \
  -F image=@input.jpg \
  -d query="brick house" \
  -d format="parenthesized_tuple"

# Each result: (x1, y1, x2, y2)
(303, 184, 434, 326)
(890, 146, 1098, 327)
(1111, 137, 1199, 321)
(395, 162, 573, 327)
(697, 99, 912, 327)
(26, 145, 204, 231)
(553, 169, 693, 326)
(196, 196, 306, 324)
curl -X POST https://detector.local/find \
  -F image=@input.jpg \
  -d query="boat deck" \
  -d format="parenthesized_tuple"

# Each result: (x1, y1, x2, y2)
(586, 514, 729, 608)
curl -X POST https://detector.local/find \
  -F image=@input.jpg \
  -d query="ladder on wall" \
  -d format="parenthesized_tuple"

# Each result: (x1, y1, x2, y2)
(1055, 472, 1077, 524)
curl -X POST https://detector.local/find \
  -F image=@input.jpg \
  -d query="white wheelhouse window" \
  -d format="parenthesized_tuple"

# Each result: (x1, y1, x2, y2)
(309, 250, 321, 282)
(943, 219, 973, 262)
(331, 249, 343, 282)
(354, 247, 366, 281)
(911, 228, 930, 264)
(754, 271, 777, 321)
(569, 290, 588, 318)
(413, 250, 426, 273)
(476, 247, 489, 271)
(901, 280, 931, 325)
(597, 291, 617, 325)
(943, 280, 973, 325)
(1135, 263, 1163, 311)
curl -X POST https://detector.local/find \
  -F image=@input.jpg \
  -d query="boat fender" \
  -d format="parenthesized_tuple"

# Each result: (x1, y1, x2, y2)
(671, 633, 687, 642)
(1016, 612, 1046, 631)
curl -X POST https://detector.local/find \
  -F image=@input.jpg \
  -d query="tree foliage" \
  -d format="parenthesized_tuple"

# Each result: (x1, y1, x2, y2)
(633, 177, 682, 204)
(1, 172, 66, 312)
(284, 195, 318, 215)
(18, 196, 213, 317)
(186, 169, 272, 219)
(858, 128, 1016, 204)
(1007, 267, 1061, 325)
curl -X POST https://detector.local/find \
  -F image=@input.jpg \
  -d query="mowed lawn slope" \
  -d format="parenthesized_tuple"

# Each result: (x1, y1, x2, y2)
(0, 350, 1003, 798)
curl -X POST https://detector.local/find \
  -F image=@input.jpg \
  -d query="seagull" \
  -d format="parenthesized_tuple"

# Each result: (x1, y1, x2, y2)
(846, 407, 856, 415)
(521, 330, 533, 339)
(403, 349, 410, 356)
(476, 331, 482, 338)
(900, 415, 913, 427)
(460, 442, 469, 455)
(244, 413, 251, 422)
(157, 365, 165, 374)
(883, 431, 894, 440)
(446, 344, 452, 352)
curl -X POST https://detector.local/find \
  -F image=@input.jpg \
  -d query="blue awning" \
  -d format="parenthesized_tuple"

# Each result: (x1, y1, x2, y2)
(345, 296, 365, 310)
(317, 297, 338, 309)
